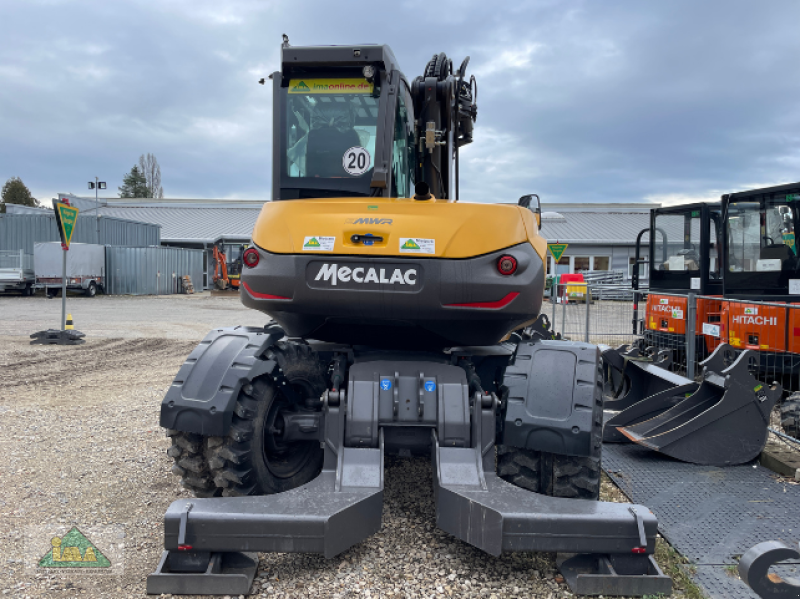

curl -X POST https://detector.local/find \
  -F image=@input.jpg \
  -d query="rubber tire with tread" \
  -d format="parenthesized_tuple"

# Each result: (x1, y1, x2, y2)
(781, 394, 800, 440)
(497, 340, 603, 501)
(85, 282, 96, 297)
(166, 341, 328, 498)
(497, 446, 601, 500)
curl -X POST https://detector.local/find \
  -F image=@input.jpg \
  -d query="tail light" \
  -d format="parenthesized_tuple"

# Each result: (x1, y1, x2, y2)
(497, 255, 517, 275)
(243, 248, 260, 268)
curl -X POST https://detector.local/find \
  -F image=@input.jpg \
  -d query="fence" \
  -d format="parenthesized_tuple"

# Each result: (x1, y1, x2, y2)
(550, 281, 800, 393)
(0, 249, 33, 271)
(549, 282, 644, 348)
(104, 246, 203, 295)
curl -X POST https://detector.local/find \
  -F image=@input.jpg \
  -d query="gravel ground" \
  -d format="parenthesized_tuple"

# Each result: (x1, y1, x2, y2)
(1, 294, 690, 598)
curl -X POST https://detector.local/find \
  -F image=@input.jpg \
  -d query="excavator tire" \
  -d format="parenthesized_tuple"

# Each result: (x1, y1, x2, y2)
(497, 447, 601, 500)
(781, 393, 800, 440)
(167, 341, 328, 498)
(497, 345, 603, 501)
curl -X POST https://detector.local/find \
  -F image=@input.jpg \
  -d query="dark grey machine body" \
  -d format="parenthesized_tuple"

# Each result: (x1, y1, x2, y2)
(149, 325, 670, 596)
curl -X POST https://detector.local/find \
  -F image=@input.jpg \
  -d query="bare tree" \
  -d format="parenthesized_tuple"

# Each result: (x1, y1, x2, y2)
(138, 153, 164, 198)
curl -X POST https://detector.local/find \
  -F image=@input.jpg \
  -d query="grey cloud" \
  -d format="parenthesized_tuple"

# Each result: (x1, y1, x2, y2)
(0, 0, 798, 204)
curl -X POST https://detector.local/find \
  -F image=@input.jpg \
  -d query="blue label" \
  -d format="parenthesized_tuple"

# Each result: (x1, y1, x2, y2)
(380, 379, 392, 391)
(424, 381, 436, 393)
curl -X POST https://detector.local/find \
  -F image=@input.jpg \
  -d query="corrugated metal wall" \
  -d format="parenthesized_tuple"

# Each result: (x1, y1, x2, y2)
(105, 246, 203, 295)
(0, 213, 160, 253)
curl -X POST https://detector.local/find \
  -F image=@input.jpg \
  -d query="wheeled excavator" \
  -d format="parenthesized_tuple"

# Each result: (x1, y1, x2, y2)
(148, 40, 670, 596)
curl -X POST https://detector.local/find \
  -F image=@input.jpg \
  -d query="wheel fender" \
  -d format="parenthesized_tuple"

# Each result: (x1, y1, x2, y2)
(160, 324, 286, 436)
(500, 339, 603, 458)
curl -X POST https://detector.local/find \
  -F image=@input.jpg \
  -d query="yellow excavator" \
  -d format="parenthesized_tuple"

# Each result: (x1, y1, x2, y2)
(148, 39, 669, 597)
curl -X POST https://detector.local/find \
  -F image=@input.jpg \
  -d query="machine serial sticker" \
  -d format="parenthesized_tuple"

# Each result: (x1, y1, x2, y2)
(702, 323, 721, 338)
(343, 147, 371, 176)
(744, 307, 758, 315)
(790, 279, 800, 294)
(303, 236, 335, 251)
(671, 309, 683, 319)
(399, 238, 435, 254)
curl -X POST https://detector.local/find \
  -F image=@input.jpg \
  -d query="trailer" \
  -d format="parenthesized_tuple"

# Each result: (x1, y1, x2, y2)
(34, 242, 105, 297)
(0, 249, 35, 295)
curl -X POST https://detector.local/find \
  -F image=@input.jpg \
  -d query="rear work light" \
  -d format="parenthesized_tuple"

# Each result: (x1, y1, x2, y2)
(243, 248, 260, 268)
(497, 255, 517, 275)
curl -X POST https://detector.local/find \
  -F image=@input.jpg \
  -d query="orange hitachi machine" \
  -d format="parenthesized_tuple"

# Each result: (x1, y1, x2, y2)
(720, 182, 800, 388)
(632, 202, 724, 363)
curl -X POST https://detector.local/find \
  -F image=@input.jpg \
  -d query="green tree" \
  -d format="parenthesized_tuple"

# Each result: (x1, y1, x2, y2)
(118, 165, 149, 198)
(0, 177, 40, 213)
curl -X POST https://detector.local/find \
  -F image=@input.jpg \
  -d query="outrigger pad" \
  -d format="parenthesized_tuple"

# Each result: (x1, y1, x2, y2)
(739, 541, 800, 598)
(618, 346, 782, 466)
(146, 550, 258, 596)
(557, 553, 672, 597)
(29, 329, 86, 345)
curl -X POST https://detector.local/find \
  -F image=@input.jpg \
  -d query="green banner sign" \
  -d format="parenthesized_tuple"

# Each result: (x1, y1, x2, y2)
(54, 202, 79, 249)
(548, 243, 568, 262)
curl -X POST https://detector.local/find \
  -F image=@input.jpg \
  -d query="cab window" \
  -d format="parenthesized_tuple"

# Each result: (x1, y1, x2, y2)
(391, 91, 415, 198)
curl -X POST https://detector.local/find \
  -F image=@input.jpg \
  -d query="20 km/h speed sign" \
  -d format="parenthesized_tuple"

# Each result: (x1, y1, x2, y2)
(342, 146, 371, 176)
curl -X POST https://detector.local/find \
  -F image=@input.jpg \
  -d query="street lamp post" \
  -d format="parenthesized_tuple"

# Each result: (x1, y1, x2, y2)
(87, 178, 106, 243)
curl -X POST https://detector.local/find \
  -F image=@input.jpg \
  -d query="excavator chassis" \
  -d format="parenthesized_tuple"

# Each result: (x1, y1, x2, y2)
(148, 325, 671, 596)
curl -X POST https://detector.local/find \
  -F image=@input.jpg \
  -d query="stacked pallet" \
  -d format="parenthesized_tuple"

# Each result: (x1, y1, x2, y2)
(181, 275, 195, 294)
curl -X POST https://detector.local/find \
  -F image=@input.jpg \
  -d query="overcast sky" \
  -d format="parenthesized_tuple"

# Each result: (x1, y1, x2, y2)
(1, 0, 798, 206)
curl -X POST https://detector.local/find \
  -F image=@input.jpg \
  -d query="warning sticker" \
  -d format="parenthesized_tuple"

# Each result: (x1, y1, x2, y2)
(702, 322, 721, 338)
(288, 78, 373, 94)
(342, 147, 371, 176)
(399, 238, 435, 254)
(303, 236, 335, 252)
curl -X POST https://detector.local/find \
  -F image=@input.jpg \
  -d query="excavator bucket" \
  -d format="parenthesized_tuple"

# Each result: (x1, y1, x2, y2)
(617, 345, 781, 466)
(601, 345, 745, 443)
(601, 344, 687, 412)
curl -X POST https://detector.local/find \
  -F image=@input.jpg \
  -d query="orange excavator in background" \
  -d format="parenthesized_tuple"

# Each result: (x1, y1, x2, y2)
(212, 244, 243, 290)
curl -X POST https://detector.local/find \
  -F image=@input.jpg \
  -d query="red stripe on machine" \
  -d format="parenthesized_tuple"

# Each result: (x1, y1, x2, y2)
(445, 292, 520, 309)
(242, 281, 291, 300)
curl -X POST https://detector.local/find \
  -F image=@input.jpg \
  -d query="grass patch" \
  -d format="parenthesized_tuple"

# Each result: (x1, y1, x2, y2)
(654, 538, 705, 598)
(601, 472, 707, 598)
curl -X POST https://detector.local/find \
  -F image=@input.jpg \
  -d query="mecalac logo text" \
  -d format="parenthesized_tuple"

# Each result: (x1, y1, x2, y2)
(315, 263, 416, 286)
(346, 218, 393, 225)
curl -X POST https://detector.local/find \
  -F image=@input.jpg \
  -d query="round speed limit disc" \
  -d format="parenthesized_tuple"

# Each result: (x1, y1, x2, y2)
(342, 146, 371, 176)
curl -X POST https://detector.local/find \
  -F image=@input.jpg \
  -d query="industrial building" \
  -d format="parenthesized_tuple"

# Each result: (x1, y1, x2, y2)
(2, 195, 656, 292)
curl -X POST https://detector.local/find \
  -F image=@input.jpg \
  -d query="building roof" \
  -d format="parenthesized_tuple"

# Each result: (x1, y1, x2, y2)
(55, 195, 660, 246)
(57, 194, 262, 244)
(95, 206, 260, 244)
(538, 203, 655, 244)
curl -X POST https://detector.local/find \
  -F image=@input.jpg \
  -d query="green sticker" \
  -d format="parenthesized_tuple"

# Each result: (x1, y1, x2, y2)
(401, 239, 421, 250)
(786, 194, 800, 202)
(754, 384, 763, 392)
(304, 237, 321, 248)
(368, 205, 379, 211)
